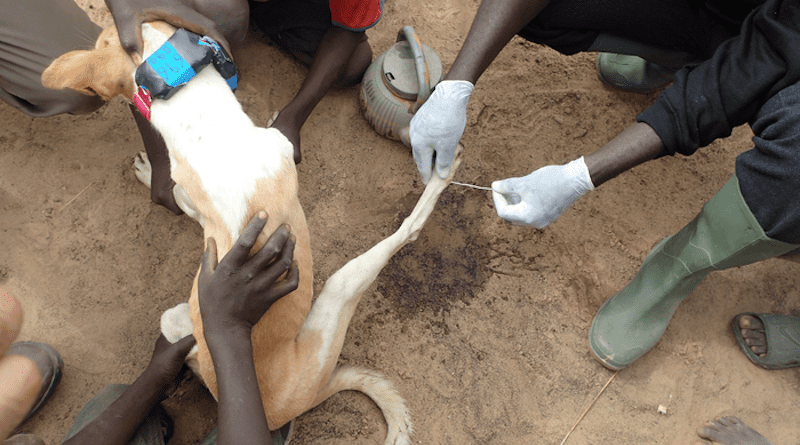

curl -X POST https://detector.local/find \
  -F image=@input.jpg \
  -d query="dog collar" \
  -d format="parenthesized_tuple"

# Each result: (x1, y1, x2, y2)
(133, 28, 238, 119)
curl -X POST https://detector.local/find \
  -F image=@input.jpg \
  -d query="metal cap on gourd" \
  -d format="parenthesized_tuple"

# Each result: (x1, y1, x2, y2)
(359, 26, 443, 147)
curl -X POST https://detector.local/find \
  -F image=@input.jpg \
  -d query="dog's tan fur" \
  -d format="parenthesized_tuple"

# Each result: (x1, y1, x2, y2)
(43, 22, 460, 444)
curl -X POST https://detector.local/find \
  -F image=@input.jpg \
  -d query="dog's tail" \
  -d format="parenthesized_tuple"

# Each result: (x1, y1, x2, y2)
(313, 365, 412, 445)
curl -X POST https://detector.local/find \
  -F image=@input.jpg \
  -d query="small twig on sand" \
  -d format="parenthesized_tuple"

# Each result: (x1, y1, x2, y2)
(559, 371, 619, 445)
(59, 181, 96, 211)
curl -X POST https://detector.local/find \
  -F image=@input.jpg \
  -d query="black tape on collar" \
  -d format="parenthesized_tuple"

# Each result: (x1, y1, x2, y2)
(135, 29, 238, 100)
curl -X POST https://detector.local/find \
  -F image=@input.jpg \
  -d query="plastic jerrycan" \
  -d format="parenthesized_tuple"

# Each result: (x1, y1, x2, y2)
(359, 26, 443, 147)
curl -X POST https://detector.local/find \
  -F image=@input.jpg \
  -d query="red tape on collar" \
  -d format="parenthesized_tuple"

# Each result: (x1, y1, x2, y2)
(133, 86, 152, 120)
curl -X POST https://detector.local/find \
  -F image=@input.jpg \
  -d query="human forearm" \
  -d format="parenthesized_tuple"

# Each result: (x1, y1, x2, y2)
(492, 122, 662, 227)
(197, 214, 298, 445)
(207, 328, 271, 445)
(282, 28, 363, 125)
(637, 0, 800, 156)
(445, 0, 550, 84)
(61, 367, 170, 445)
(584, 122, 664, 187)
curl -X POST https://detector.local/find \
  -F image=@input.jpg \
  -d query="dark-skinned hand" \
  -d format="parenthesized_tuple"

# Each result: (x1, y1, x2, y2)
(105, 0, 230, 56)
(145, 333, 197, 388)
(269, 114, 302, 164)
(198, 211, 299, 336)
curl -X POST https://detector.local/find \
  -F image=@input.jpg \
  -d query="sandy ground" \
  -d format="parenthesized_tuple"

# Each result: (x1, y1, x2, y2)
(4, 0, 800, 444)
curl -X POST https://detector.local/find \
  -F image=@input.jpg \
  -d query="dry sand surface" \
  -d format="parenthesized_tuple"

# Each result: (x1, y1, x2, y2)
(3, 0, 800, 444)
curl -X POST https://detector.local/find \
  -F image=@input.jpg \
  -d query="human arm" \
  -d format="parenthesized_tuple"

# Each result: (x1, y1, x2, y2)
(492, 122, 663, 227)
(104, 0, 232, 56)
(446, 0, 551, 84)
(60, 334, 197, 445)
(130, 105, 184, 214)
(199, 211, 299, 445)
(271, 27, 367, 163)
(410, 0, 551, 183)
(638, 0, 800, 156)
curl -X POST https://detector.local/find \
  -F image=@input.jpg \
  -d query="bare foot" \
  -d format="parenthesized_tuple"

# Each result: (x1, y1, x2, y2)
(737, 314, 767, 357)
(696, 416, 773, 445)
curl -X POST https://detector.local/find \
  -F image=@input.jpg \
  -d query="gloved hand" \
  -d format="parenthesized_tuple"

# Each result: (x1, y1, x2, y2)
(410, 80, 474, 184)
(492, 156, 594, 228)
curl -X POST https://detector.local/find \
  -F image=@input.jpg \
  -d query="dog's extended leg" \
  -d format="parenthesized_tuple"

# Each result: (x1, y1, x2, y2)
(133, 152, 202, 223)
(294, 147, 463, 445)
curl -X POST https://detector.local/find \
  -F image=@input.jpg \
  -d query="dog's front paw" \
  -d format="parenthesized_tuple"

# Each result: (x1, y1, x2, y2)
(133, 152, 152, 188)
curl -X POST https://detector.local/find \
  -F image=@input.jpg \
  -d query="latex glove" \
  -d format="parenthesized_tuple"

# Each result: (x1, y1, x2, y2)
(492, 157, 594, 228)
(410, 80, 474, 184)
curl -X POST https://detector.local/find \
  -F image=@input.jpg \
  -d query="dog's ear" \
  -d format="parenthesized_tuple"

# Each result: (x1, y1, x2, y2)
(42, 45, 137, 102)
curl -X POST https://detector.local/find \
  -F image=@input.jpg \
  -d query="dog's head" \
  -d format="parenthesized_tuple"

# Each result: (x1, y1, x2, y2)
(42, 22, 176, 102)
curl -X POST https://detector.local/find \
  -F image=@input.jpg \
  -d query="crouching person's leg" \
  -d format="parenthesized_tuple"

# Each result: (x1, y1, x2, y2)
(0, 0, 104, 117)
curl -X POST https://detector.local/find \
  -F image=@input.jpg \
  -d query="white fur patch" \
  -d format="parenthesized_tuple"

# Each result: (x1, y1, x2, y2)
(140, 23, 294, 238)
(161, 302, 194, 343)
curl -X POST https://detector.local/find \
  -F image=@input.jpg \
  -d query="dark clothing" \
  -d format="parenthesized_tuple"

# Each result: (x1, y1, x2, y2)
(519, 0, 762, 59)
(637, 0, 800, 243)
(248, 0, 382, 62)
(740, 82, 800, 244)
(249, 0, 333, 60)
(0, 0, 103, 116)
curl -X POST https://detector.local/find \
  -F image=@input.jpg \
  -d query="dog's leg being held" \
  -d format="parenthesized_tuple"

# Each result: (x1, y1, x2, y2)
(294, 147, 464, 445)
(133, 152, 202, 223)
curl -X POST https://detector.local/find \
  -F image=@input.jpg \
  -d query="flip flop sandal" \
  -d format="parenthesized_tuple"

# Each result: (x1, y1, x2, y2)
(6, 341, 63, 423)
(732, 312, 800, 370)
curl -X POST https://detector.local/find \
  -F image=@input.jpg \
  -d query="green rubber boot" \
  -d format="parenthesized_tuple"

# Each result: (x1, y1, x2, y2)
(597, 53, 676, 93)
(590, 176, 800, 370)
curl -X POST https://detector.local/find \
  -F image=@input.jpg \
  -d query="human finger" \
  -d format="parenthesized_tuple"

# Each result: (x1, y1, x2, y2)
(253, 234, 295, 292)
(413, 145, 433, 185)
(110, 7, 145, 55)
(171, 333, 197, 356)
(225, 211, 268, 267)
(257, 260, 300, 311)
(434, 145, 455, 180)
(248, 225, 291, 270)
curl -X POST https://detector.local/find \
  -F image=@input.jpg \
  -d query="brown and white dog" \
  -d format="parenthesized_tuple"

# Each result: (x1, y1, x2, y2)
(42, 22, 461, 445)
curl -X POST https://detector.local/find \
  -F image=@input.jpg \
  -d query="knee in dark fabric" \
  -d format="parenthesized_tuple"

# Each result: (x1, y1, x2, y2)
(736, 82, 800, 244)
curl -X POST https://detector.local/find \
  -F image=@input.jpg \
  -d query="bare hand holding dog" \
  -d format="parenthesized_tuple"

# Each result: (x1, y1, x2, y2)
(105, 0, 231, 55)
(199, 211, 299, 337)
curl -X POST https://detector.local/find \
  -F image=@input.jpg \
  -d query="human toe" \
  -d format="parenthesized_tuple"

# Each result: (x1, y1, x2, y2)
(738, 314, 764, 331)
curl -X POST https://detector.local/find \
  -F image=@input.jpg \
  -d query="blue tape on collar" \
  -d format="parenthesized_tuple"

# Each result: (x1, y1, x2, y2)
(135, 29, 238, 100)
(226, 74, 238, 90)
(146, 41, 197, 87)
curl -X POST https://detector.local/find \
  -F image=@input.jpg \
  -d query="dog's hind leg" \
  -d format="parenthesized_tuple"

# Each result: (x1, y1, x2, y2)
(133, 152, 203, 223)
(293, 147, 464, 445)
